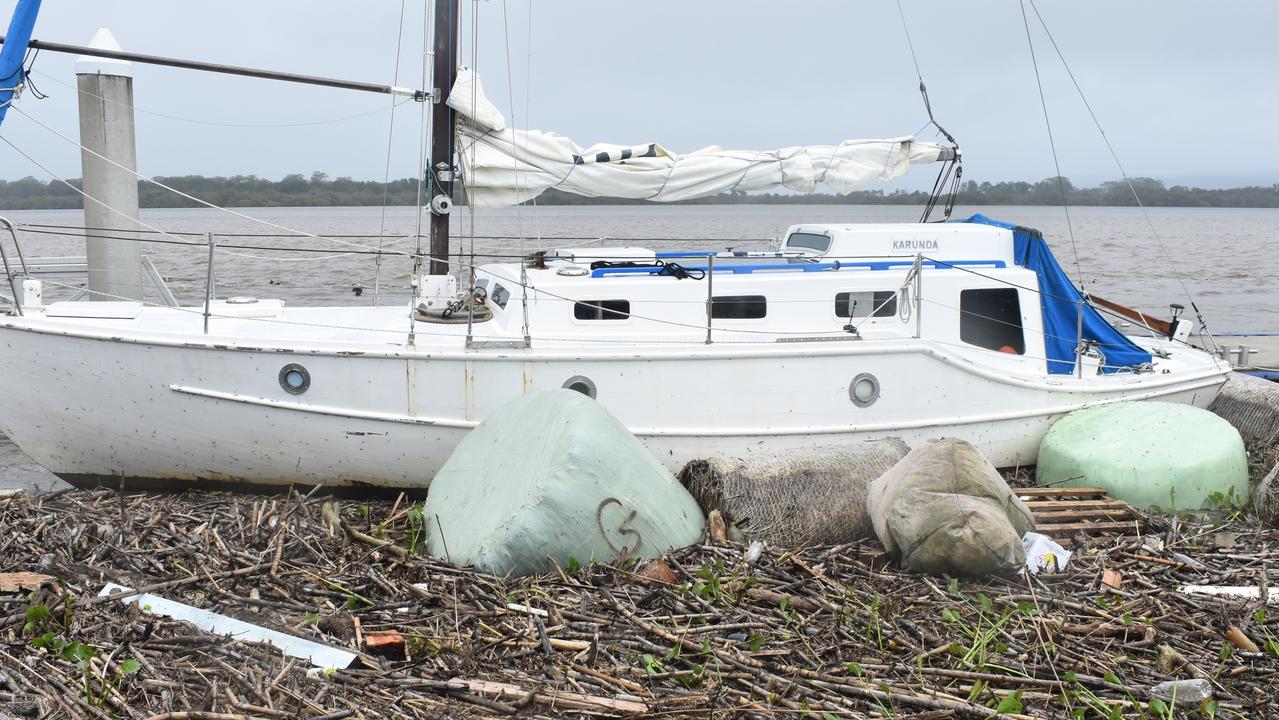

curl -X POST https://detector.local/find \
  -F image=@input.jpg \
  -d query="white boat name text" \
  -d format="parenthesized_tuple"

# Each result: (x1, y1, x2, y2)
(891, 239, 939, 251)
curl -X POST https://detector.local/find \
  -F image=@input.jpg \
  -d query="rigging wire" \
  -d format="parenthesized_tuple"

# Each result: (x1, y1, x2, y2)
(407, 0, 435, 345)
(19, 48, 47, 100)
(5, 104, 416, 257)
(13, 222, 774, 244)
(895, 0, 924, 82)
(464, 0, 482, 341)
(10, 225, 418, 260)
(373, 0, 411, 305)
(523, 0, 543, 248)
(0, 147, 376, 268)
(1018, 0, 1083, 288)
(498, 1, 521, 251)
(0, 135, 381, 266)
(500, 0, 532, 343)
(0, 134, 280, 267)
(894, 0, 961, 222)
(1025, 0, 1218, 353)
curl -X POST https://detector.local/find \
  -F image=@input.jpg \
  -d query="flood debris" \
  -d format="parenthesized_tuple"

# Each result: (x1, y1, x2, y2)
(1179, 584, 1279, 605)
(1149, 678, 1213, 703)
(1256, 453, 1279, 527)
(363, 630, 407, 660)
(868, 438, 1034, 576)
(1226, 626, 1261, 654)
(0, 487, 1275, 718)
(1210, 371, 1279, 446)
(99, 581, 358, 669)
(0, 572, 52, 593)
(680, 439, 908, 546)
(1021, 532, 1071, 574)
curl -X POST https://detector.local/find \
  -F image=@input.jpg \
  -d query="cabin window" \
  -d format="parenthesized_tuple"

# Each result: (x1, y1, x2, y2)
(960, 288, 1025, 354)
(490, 283, 510, 309)
(786, 232, 831, 253)
(835, 291, 898, 318)
(712, 295, 767, 319)
(574, 299, 630, 320)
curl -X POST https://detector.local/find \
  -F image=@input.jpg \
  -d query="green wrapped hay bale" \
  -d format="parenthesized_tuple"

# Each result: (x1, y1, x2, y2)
(1037, 402, 1249, 511)
(426, 390, 705, 577)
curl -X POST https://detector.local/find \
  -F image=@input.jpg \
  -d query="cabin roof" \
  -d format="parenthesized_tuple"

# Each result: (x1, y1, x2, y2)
(783, 222, 1016, 264)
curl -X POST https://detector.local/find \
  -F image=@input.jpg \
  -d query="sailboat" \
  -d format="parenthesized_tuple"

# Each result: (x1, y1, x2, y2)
(0, 1, 1231, 491)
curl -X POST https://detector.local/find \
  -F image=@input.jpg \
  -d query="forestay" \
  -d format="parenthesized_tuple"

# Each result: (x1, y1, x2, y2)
(449, 69, 952, 209)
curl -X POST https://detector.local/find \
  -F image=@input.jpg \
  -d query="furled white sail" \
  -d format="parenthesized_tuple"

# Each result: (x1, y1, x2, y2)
(448, 69, 953, 209)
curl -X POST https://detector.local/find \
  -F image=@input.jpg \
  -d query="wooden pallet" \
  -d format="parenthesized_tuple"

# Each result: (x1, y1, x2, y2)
(1016, 486, 1143, 537)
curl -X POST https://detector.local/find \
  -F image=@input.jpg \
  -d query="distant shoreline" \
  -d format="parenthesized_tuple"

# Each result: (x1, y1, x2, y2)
(2, 173, 1276, 210)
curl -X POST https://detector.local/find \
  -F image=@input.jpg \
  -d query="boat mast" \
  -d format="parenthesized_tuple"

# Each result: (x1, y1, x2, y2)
(427, 0, 459, 275)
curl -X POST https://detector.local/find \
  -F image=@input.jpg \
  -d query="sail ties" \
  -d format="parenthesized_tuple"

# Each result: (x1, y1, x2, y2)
(572, 144, 658, 166)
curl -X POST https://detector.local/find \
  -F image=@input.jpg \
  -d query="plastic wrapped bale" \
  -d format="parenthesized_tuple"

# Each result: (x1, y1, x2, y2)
(1037, 402, 1249, 511)
(425, 390, 705, 577)
(866, 438, 1034, 577)
(679, 439, 909, 546)
(1209, 372, 1279, 446)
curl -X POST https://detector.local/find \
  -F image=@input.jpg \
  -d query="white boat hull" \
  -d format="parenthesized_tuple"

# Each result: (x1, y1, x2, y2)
(0, 318, 1228, 491)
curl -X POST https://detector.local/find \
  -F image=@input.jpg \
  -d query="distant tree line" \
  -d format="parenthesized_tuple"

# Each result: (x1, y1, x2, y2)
(0, 172, 424, 210)
(1, 172, 1276, 210)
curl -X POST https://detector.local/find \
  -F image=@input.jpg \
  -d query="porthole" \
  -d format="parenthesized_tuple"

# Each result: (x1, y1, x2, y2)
(562, 375, 597, 399)
(279, 363, 311, 395)
(849, 372, 880, 407)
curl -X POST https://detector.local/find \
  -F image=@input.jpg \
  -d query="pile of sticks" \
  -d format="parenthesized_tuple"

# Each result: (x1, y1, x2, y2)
(0, 487, 1275, 718)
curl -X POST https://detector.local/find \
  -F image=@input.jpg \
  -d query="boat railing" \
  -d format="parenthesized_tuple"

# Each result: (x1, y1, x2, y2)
(202, 232, 216, 334)
(913, 253, 923, 339)
(591, 258, 1006, 278)
(704, 253, 713, 344)
(0, 216, 30, 316)
(0, 221, 183, 311)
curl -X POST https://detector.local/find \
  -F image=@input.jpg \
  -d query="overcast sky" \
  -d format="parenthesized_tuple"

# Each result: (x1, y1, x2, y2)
(1, 0, 1276, 190)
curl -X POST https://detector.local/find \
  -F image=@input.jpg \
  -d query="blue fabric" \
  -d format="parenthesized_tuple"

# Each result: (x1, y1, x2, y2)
(0, 0, 42, 126)
(962, 213, 1152, 375)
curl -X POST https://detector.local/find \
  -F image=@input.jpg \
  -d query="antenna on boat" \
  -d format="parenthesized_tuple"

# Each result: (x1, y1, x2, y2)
(426, 0, 460, 275)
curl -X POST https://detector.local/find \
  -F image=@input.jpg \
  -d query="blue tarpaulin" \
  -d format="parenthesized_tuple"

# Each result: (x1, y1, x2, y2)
(962, 214, 1152, 375)
(0, 0, 42, 127)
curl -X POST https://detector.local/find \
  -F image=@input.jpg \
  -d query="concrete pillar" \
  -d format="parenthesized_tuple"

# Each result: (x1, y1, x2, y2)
(76, 28, 142, 301)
